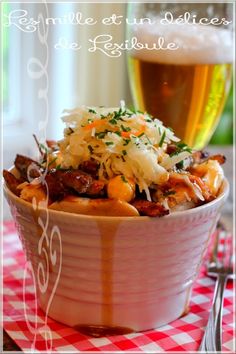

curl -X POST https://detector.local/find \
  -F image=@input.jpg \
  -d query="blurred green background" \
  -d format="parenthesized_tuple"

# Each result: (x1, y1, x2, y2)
(210, 84, 233, 145)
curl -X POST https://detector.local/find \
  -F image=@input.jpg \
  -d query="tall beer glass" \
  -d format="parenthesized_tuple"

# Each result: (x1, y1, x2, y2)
(127, 3, 233, 149)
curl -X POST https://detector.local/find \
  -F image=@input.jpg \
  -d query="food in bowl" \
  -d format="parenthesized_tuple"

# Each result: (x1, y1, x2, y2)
(3, 170, 229, 334)
(3, 105, 229, 335)
(3, 106, 225, 216)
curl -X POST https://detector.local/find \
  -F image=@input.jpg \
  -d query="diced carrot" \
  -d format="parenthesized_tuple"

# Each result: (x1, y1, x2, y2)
(83, 120, 105, 130)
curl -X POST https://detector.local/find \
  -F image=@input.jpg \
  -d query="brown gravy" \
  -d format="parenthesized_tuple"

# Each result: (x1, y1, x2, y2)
(97, 220, 120, 326)
(75, 220, 135, 337)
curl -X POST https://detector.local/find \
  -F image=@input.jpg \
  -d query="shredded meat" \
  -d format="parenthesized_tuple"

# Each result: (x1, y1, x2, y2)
(3, 170, 24, 196)
(132, 200, 169, 217)
(60, 170, 93, 194)
(44, 169, 105, 202)
(14, 154, 40, 180)
(44, 172, 66, 201)
(79, 160, 99, 177)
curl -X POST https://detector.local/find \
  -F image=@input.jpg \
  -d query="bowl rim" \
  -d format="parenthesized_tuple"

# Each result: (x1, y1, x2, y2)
(3, 171, 229, 222)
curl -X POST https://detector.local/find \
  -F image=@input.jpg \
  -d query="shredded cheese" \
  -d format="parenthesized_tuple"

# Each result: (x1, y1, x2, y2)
(57, 105, 192, 199)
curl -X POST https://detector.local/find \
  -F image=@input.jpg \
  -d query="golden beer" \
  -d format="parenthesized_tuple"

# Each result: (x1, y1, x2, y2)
(128, 58, 232, 149)
(127, 18, 233, 150)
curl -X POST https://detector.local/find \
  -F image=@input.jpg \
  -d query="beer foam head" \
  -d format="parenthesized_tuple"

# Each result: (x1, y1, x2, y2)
(131, 22, 233, 64)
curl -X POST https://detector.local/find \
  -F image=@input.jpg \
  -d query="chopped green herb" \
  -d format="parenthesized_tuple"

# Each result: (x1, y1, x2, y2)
(121, 125, 131, 132)
(122, 150, 127, 156)
(95, 131, 107, 139)
(177, 143, 186, 148)
(39, 143, 49, 153)
(128, 108, 144, 115)
(177, 142, 192, 152)
(159, 131, 166, 147)
(123, 139, 130, 146)
(170, 151, 179, 157)
(121, 175, 128, 183)
(88, 108, 96, 114)
(176, 160, 184, 169)
(114, 131, 121, 137)
(56, 164, 62, 170)
(109, 118, 117, 125)
(114, 108, 122, 118)
(138, 132, 145, 138)
(111, 108, 128, 120)
(128, 107, 136, 114)
(145, 135, 152, 144)
(48, 157, 57, 167)
(105, 141, 114, 146)
(170, 142, 192, 157)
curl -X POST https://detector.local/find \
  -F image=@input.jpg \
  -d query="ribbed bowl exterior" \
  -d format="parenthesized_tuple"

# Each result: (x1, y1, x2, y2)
(4, 181, 228, 331)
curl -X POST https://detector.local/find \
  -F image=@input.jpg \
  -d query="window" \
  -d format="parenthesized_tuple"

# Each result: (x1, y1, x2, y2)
(2, 3, 9, 111)
(2, 3, 21, 125)
(3, 2, 128, 147)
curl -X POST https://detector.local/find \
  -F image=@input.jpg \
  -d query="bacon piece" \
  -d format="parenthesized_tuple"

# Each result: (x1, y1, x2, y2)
(14, 154, 40, 180)
(131, 200, 169, 217)
(207, 154, 226, 165)
(44, 172, 66, 201)
(44, 169, 105, 201)
(166, 144, 178, 155)
(61, 170, 105, 197)
(60, 170, 93, 194)
(3, 170, 24, 196)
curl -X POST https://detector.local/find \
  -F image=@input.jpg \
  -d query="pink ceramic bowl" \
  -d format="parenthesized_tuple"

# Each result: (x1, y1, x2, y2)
(4, 178, 229, 334)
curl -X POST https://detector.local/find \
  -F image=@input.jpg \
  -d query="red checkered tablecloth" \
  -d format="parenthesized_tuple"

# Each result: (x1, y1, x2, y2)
(2, 220, 235, 352)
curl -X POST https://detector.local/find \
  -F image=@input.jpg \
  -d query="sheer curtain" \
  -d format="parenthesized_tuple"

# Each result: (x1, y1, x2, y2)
(48, 2, 130, 139)
(3, 2, 129, 158)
